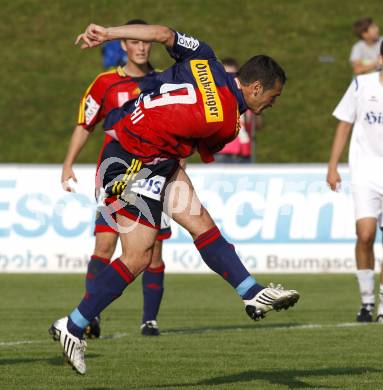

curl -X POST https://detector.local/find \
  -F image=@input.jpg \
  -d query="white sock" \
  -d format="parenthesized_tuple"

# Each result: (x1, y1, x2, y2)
(378, 284, 383, 316)
(356, 269, 375, 306)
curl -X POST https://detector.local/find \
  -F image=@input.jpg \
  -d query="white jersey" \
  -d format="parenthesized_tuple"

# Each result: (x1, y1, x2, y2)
(333, 72, 383, 187)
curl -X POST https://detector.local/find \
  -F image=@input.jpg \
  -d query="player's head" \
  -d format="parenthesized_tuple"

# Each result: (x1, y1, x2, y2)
(238, 55, 286, 114)
(121, 19, 152, 65)
(380, 40, 383, 68)
(353, 17, 380, 42)
(221, 57, 239, 74)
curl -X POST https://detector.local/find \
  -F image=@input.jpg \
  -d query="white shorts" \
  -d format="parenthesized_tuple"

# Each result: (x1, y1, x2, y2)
(352, 184, 383, 222)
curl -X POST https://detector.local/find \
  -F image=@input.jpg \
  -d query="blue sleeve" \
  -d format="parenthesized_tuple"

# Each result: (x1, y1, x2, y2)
(167, 30, 216, 62)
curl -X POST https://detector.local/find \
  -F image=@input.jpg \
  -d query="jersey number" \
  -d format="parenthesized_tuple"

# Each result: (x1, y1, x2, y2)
(143, 83, 197, 108)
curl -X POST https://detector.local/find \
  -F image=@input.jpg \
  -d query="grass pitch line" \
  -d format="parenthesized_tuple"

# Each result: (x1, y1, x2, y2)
(160, 322, 370, 335)
(99, 322, 370, 339)
(0, 322, 372, 347)
(0, 340, 41, 347)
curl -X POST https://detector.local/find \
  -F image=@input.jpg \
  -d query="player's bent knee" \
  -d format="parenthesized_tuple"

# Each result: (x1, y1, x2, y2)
(94, 244, 117, 259)
(94, 234, 118, 259)
(356, 231, 376, 246)
(119, 248, 153, 275)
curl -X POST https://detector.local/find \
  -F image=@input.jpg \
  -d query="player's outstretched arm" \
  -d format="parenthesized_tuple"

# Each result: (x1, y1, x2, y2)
(61, 125, 92, 192)
(326, 120, 352, 191)
(75, 23, 175, 50)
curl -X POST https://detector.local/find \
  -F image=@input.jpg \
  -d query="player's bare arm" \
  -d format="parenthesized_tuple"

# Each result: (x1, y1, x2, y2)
(326, 120, 352, 191)
(61, 124, 93, 192)
(76, 23, 175, 50)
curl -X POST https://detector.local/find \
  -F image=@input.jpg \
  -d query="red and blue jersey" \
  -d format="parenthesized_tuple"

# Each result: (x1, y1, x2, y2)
(77, 66, 157, 130)
(76, 66, 157, 185)
(104, 31, 248, 163)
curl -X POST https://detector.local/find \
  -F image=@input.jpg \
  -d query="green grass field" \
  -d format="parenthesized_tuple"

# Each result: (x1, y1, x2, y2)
(0, 274, 382, 389)
(2, 0, 382, 163)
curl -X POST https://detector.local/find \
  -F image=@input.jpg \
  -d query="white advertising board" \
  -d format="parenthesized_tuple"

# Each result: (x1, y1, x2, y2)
(0, 164, 381, 273)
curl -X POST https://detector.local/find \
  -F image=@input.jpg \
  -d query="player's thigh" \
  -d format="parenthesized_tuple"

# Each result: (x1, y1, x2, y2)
(165, 166, 214, 239)
(116, 214, 158, 275)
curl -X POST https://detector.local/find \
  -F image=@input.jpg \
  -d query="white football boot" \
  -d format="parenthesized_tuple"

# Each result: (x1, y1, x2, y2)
(49, 317, 87, 375)
(244, 283, 300, 320)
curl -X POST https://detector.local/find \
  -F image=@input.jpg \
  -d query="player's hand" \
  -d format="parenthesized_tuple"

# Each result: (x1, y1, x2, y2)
(75, 24, 108, 49)
(61, 166, 78, 192)
(326, 168, 341, 192)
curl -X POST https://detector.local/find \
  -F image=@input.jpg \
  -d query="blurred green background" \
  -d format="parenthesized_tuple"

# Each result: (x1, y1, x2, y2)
(1, 0, 382, 163)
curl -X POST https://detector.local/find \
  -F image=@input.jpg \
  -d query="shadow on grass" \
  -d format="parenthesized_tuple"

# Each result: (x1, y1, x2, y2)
(84, 388, 112, 390)
(161, 322, 303, 335)
(155, 367, 380, 389)
(0, 353, 101, 366)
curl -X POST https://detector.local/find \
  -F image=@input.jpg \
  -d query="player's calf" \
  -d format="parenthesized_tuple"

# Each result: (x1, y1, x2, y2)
(193, 226, 300, 321)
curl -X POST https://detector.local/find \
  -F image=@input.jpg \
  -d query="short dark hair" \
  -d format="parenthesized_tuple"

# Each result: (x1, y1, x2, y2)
(238, 55, 287, 90)
(381, 40, 383, 56)
(126, 19, 148, 25)
(353, 17, 373, 38)
(221, 57, 239, 69)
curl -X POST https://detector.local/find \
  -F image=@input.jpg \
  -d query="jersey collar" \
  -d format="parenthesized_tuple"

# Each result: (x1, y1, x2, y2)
(117, 66, 157, 80)
(226, 73, 248, 114)
(116, 66, 129, 77)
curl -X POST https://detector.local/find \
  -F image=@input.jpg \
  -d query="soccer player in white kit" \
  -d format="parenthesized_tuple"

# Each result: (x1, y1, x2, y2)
(327, 41, 383, 323)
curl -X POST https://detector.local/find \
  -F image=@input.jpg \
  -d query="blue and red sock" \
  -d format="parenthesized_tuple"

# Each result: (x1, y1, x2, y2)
(142, 262, 165, 323)
(194, 226, 263, 300)
(85, 255, 110, 293)
(67, 258, 134, 338)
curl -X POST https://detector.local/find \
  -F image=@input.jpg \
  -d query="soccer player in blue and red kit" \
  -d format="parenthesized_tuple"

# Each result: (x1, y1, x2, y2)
(61, 19, 168, 337)
(50, 22, 300, 374)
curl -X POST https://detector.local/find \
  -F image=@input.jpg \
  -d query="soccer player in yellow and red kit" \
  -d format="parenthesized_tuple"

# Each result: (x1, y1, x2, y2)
(61, 19, 168, 337)
(51, 22, 300, 374)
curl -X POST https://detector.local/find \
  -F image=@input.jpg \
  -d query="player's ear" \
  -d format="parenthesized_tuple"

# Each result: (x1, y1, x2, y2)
(379, 54, 383, 67)
(251, 80, 263, 96)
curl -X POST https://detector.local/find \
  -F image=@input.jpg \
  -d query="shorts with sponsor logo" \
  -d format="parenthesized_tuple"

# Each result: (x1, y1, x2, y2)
(98, 140, 179, 230)
(352, 184, 383, 221)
